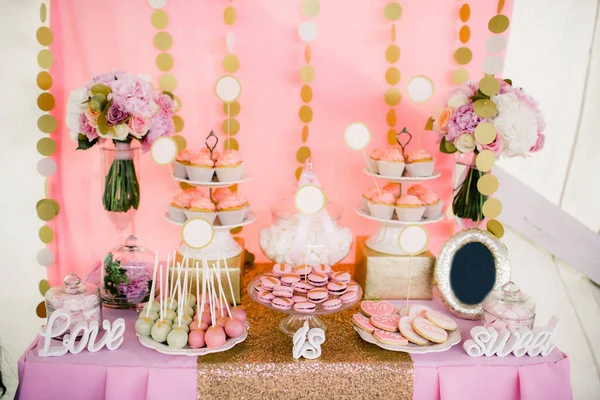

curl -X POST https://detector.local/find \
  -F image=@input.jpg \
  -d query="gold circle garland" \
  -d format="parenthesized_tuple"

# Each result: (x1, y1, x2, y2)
(384, 2, 402, 145)
(453, 2, 471, 84)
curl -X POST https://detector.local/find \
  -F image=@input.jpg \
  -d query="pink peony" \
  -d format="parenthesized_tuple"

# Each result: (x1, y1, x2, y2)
(127, 115, 152, 139)
(111, 76, 155, 117)
(447, 103, 484, 142)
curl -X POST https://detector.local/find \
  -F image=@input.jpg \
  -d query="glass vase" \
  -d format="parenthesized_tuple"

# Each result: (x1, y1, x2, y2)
(452, 152, 487, 229)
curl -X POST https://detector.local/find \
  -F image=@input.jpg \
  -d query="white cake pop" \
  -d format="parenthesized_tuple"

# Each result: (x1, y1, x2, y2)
(176, 313, 193, 326)
(143, 310, 159, 321)
(185, 293, 196, 307)
(151, 320, 171, 343)
(164, 308, 177, 322)
(167, 327, 188, 348)
(143, 301, 161, 314)
(182, 304, 195, 318)
(166, 297, 178, 311)
(156, 318, 172, 326)
(135, 317, 154, 336)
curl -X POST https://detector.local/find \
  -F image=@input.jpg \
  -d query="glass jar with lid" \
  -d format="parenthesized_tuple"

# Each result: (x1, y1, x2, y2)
(100, 235, 155, 308)
(45, 273, 102, 337)
(482, 281, 536, 330)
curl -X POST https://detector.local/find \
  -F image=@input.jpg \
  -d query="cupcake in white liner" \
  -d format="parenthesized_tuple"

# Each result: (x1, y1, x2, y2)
(185, 149, 215, 182)
(217, 194, 249, 226)
(395, 195, 426, 222)
(405, 149, 435, 177)
(215, 149, 244, 182)
(367, 147, 385, 174)
(211, 187, 234, 205)
(408, 184, 443, 219)
(173, 149, 195, 179)
(367, 191, 397, 220)
(168, 190, 195, 223)
(382, 182, 401, 197)
(361, 187, 379, 212)
(184, 196, 217, 224)
(377, 147, 405, 177)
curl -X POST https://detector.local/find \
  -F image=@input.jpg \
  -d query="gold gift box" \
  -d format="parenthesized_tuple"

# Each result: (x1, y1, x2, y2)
(174, 238, 246, 304)
(354, 236, 434, 300)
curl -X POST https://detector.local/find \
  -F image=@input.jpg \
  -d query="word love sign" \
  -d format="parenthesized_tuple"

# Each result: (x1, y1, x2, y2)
(39, 308, 126, 357)
(292, 321, 326, 360)
(463, 317, 558, 358)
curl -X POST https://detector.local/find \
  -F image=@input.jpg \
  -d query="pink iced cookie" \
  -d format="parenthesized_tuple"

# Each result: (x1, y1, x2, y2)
(399, 316, 429, 345)
(425, 310, 458, 331)
(360, 301, 396, 317)
(370, 314, 401, 332)
(412, 317, 448, 343)
(352, 313, 376, 333)
(400, 304, 431, 317)
(373, 330, 408, 346)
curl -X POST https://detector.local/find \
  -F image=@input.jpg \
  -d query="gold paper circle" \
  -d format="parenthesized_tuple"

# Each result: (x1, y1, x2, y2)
(37, 138, 56, 156)
(476, 150, 495, 172)
(37, 93, 55, 111)
(173, 134, 187, 151)
(224, 6, 236, 25)
(230, 184, 239, 192)
(497, 0, 506, 13)
(36, 27, 53, 46)
(40, 3, 47, 22)
(460, 4, 470, 22)
(299, 105, 313, 123)
(302, 125, 309, 142)
(304, 45, 312, 64)
(301, 85, 313, 103)
(295, 166, 303, 181)
(477, 173, 499, 195)
(38, 115, 57, 133)
(387, 109, 397, 127)
(39, 279, 51, 296)
(385, 67, 401, 85)
(482, 198, 503, 218)
(223, 54, 240, 73)
(452, 68, 469, 84)
(230, 226, 243, 234)
(37, 202, 56, 221)
(222, 118, 240, 135)
(156, 53, 174, 71)
(454, 47, 472, 65)
(223, 101, 241, 117)
(479, 76, 500, 96)
(487, 219, 505, 238)
(474, 122, 497, 144)
(39, 226, 54, 244)
(459, 25, 470, 43)
(386, 45, 400, 63)
(38, 49, 53, 69)
(36, 301, 47, 318)
(173, 115, 184, 132)
(224, 138, 239, 151)
(180, 182, 194, 190)
(488, 15, 510, 34)
(296, 146, 311, 163)
(300, 65, 315, 84)
(151, 10, 168, 29)
(159, 74, 177, 91)
(387, 129, 397, 145)
(154, 32, 172, 50)
(473, 99, 498, 118)
(384, 3, 402, 21)
(37, 71, 52, 90)
(385, 88, 401, 106)
(302, 0, 320, 18)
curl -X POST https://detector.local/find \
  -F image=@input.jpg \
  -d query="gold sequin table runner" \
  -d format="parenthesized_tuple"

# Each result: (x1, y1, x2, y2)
(197, 264, 413, 399)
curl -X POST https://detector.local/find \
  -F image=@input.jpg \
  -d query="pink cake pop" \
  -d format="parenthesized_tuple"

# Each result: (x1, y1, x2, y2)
(205, 267, 227, 349)
(224, 318, 244, 338)
(230, 306, 247, 322)
(190, 319, 209, 331)
(216, 316, 229, 328)
(188, 329, 206, 349)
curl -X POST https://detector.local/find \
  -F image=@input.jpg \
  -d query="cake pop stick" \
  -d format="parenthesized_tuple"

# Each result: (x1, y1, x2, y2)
(163, 257, 170, 318)
(215, 262, 232, 318)
(158, 264, 164, 321)
(215, 261, 225, 316)
(195, 261, 201, 319)
(222, 255, 237, 308)
(169, 253, 176, 299)
(146, 251, 159, 318)
(208, 269, 217, 327)
(199, 259, 209, 319)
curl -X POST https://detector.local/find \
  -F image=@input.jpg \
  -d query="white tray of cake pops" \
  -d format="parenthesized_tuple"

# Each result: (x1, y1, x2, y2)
(135, 252, 248, 356)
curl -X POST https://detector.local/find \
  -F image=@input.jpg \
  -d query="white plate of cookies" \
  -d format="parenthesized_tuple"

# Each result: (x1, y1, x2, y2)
(352, 301, 461, 354)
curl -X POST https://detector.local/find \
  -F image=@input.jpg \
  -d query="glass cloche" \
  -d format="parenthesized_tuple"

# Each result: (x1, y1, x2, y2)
(482, 281, 536, 330)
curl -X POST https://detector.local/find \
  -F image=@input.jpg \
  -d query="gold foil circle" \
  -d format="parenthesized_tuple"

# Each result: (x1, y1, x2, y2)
(222, 118, 240, 135)
(497, 0, 506, 13)
(38, 115, 57, 133)
(36, 301, 47, 318)
(224, 101, 241, 117)
(151, 10, 168, 29)
(477, 173, 499, 195)
(487, 219, 505, 238)
(301, 85, 313, 103)
(173, 115, 184, 133)
(474, 122, 497, 144)
(296, 146, 311, 163)
(305, 45, 312, 64)
(452, 68, 469, 84)
(156, 53, 174, 71)
(387, 128, 397, 145)
(385, 88, 401, 106)
(299, 105, 313, 123)
(159, 74, 177, 91)
(180, 182, 194, 190)
(476, 150, 495, 172)
(454, 47, 472, 65)
(229, 184, 239, 193)
(154, 32, 172, 50)
(38, 93, 55, 111)
(230, 226, 243, 235)
(40, 3, 47, 23)
(36, 26, 53, 46)
(39, 279, 51, 296)
(37, 138, 56, 156)
(37, 71, 53, 90)
(385, 67, 400, 85)
(386, 45, 400, 63)
(301, 0, 320, 18)
(39, 226, 54, 244)
(459, 25, 470, 43)
(173, 134, 187, 151)
(387, 109, 397, 127)
(225, 138, 239, 151)
(488, 15, 510, 33)
(460, 4, 470, 22)
(224, 6, 236, 25)
(38, 49, 53, 69)
(479, 76, 500, 96)
(384, 2, 402, 21)
(302, 125, 309, 142)
(295, 166, 303, 181)
(300, 65, 315, 84)
(473, 99, 497, 118)
(482, 198, 503, 218)
(37, 199, 58, 221)
(223, 54, 240, 73)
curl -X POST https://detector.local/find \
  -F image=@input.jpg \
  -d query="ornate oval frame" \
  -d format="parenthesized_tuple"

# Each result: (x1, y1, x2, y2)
(435, 228, 511, 320)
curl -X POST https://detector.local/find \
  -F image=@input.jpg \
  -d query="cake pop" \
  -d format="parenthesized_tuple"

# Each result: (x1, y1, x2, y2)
(188, 329, 206, 349)
(151, 320, 171, 343)
(225, 318, 244, 338)
(176, 313, 193, 326)
(167, 326, 188, 348)
(143, 301, 161, 314)
(142, 310, 159, 321)
(156, 318, 172, 326)
(182, 304, 195, 318)
(164, 308, 177, 322)
(135, 316, 154, 336)
(222, 255, 245, 322)
(142, 254, 161, 321)
(189, 319, 207, 331)
(230, 306, 247, 322)
(185, 293, 196, 307)
(205, 267, 227, 349)
(216, 316, 229, 328)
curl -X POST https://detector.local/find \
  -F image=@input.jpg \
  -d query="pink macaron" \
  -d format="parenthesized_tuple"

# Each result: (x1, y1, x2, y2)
(292, 295, 308, 303)
(346, 282, 360, 293)
(272, 263, 292, 277)
(331, 271, 351, 283)
(260, 276, 280, 290)
(307, 288, 328, 304)
(293, 265, 313, 277)
(281, 273, 301, 285)
(293, 302, 316, 313)
(258, 290, 275, 303)
(340, 290, 359, 304)
(273, 285, 294, 298)
(254, 283, 264, 293)
(313, 264, 332, 275)
(292, 281, 314, 294)
(322, 298, 342, 311)
(271, 297, 294, 310)
(327, 281, 347, 296)
(307, 273, 328, 287)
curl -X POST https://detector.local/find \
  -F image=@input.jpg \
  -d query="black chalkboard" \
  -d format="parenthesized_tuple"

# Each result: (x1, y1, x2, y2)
(450, 242, 496, 305)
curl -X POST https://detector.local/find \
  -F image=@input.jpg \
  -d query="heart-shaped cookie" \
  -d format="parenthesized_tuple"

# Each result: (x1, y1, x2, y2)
(352, 313, 376, 333)
(373, 330, 408, 346)
(360, 301, 396, 317)
(370, 314, 401, 332)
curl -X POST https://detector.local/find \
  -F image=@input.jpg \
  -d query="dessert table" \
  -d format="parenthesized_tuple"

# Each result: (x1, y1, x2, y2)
(17, 264, 572, 400)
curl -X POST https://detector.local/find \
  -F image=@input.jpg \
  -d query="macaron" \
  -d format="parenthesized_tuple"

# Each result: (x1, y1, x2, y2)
(258, 290, 275, 303)
(307, 273, 328, 287)
(281, 273, 301, 285)
(313, 264, 332, 275)
(331, 271, 351, 283)
(273, 285, 294, 298)
(293, 265, 313, 277)
(327, 281, 347, 296)
(293, 302, 316, 313)
(322, 298, 342, 311)
(254, 283, 264, 293)
(292, 295, 308, 303)
(272, 263, 292, 277)
(340, 291, 359, 304)
(292, 281, 314, 294)
(271, 297, 294, 310)
(346, 282, 360, 293)
(260, 276, 280, 290)
(307, 288, 328, 304)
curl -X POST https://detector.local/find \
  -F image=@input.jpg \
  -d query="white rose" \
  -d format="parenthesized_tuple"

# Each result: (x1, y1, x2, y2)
(454, 133, 477, 153)
(66, 112, 81, 135)
(66, 88, 88, 113)
(448, 93, 468, 109)
(98, 123, 129, 141)
(492, 92, 539, 157)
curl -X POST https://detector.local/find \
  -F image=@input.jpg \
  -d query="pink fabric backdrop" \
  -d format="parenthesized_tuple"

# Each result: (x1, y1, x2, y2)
(47, 0, 512, 283)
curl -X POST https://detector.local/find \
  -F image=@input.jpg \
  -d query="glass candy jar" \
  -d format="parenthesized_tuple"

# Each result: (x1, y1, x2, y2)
(45, 273, 102, 337)
(101, 235, 155, 308)
(482, 281, 536, 330)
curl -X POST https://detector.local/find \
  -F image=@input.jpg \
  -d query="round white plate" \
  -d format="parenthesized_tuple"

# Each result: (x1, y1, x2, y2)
(172, 174, 250, 188)
(355, 207, 444, 225)
(363, 168, 441, 182)
(136, 321, 249, 356)
(354, 325, 461, 354)
(164, 211, 257, 231)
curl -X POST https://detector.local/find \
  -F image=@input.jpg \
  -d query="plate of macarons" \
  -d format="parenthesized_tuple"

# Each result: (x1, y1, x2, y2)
(247, 263, 363, 315)
(352, 301, 461, 354)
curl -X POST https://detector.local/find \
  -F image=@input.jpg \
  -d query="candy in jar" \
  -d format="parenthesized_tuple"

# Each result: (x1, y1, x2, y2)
(482, 281, 535, 330)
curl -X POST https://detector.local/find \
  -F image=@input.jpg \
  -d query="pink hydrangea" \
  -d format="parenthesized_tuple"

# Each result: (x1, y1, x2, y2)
(143, 113, 174, 152)
(447, 103, 484, 142)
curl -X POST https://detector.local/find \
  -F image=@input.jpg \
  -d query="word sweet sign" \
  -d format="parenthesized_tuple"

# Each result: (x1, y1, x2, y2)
(292, 321, 326, 360)
(39, 308, 126, 357)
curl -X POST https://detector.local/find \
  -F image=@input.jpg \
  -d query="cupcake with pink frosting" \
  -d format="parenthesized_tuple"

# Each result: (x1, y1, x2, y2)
(405, 149, 435, 177)
(395, 195, 426, 222)
(217, 194, 249, 225)
(211, 187, 234, 204)
(185, 195, 217, 224)
(408, 185, 443, 219)
(377, 148, 405, 177)
(174, 149, 195, 179)
(185, 149, 215, 183)
(368, 147, 385, 174)
(367, 191, 397, 220)
(361, 187, 379, 212)
(215, 150, 244, 182)
(382, 182, 401, 196)
(168, 190, 195, 223)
